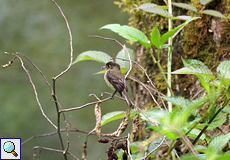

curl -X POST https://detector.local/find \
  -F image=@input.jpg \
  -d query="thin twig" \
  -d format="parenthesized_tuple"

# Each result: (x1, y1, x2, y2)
(17, 52, 52, 92)
(52, 0, 73, 80)
(60, 96, 114, 112)
(144, 136, 166, 159)
(33, 146, 79, 160)
(51, 0, 73, 158)
(129, 75, 163, 110)
(116, 57, 167, 111)
(127, 133, 133, 160)
(22, 129, 90, 145)
(5, 52, 57, 129)
(89, 35, 132, 79)
(133, 104, 158, 127)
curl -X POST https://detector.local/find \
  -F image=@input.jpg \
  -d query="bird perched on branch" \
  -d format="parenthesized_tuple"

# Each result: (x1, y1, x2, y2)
(102, 62, 132, 108)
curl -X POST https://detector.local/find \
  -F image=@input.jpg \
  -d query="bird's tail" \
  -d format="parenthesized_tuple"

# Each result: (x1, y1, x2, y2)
(123, 89, 133, 108)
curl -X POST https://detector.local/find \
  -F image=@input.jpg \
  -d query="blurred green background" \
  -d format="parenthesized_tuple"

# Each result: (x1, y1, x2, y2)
(0, 0, 132, 159)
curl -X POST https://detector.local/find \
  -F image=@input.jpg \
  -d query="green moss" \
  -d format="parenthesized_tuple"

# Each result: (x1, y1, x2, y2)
(115, 0, 230, 104)
(182, 0, 230, 71)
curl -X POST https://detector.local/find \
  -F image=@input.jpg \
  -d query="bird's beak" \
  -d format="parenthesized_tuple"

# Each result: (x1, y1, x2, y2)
(101, 66, 106, 70)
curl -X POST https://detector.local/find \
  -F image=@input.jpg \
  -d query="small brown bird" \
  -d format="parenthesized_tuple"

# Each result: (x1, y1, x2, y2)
(102, 62, 132, 108)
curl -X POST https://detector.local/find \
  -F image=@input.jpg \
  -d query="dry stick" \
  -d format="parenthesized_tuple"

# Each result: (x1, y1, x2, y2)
(181, 134, 199, 155)
(51, 0, 74, 158)
(131, 60, 167, 111)
(52, 80, 68, 159)
(129, 75, 163, 110)
(144, 136, 166, 159)
(4, 52, 57, 129)
(17, 52, 52, 92)
(94, 97, 102, 138)
(190, 88, 205, 101)
(4, 53, 68, 159)
(116, 58, 168, 110)
(60, 96, 114, 112)
(51, 0, 73, 80)
(22, 129, 90, 146)
(115, 57, 167, 111)
(15, 51, 68, 159)
(33, 146, 79, 160)
(89, 35, 132, 80)
(127, 133, 133, 160)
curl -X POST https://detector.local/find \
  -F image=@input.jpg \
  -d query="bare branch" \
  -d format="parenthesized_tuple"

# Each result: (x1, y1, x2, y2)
(116, 57, 168, 111)
(16, 52, 52, 92)
(127, 133, 133, 160)
(129, 75, 163, 110)
(60, 96, 113, 112)
(33, 146, 79, 160)
(4, 52, 57, 129)
(51, 0, 73, 80)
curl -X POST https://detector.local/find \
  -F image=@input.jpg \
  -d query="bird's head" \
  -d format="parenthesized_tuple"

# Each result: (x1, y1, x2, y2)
(102, 62, 120, 70)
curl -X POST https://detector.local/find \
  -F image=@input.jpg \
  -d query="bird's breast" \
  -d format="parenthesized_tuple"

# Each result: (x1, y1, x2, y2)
(104, 71, 115, 90)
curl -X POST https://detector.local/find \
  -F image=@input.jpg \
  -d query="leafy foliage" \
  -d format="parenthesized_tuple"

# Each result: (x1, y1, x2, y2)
(100, 24, 151, 48)
(137, 3, 172, 18)
(73, 46, 135, 74)
(73, 1, 228, 159)
(199, 10, 226, 18)
(172, 2, 198, 12)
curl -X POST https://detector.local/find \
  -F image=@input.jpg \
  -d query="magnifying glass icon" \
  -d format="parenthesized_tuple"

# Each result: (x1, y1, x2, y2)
(3, 141, 18, 157)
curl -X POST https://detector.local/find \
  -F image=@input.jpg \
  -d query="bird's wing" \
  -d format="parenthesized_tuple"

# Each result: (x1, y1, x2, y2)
(106, 71, 125, 94)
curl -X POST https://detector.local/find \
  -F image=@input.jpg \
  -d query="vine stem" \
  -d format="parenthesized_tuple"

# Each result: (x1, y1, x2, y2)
(167, 0, 173, 112)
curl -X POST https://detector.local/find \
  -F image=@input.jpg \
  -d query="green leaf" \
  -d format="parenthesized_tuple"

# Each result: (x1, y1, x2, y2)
(162, 44, 173, 50)
(222, 107, 230, 114)
(160, 17, 200, 46)
(151, 26, 161, 48)
(196, 75, 210, 94)
(205, 107, 226, 130)
(199, 0, 214, 5)
(209, 132, 230, 152)
(101, 111, 126, 126)
(217, 60, 230, 86)
(181, 96, 211, 124)
(199, 10, 226, 18)
(181, 154, 206, 160)
(175, 16, 192, 20)
(172, 2, 197, 12)
(210, 80, 221, 87)
(138, 3, 173, 18)
(172, 58, 215, 80)
(115, 46, 135, 73)
(100, 24, 151, 48)
(73, 51, 111, 65)
(101, 110, 136, 126)
(162, 96, 192, 108)
(129, 141, 141, 153)
(181, 57, 204, 67)
(188, 129, 205, 140)
(215, 152, 230, 160)
(194, 145, 207, 153)
(140, 109, 167, 124)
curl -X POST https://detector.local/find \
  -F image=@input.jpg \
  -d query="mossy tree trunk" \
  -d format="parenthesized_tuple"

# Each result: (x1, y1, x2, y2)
(117, 0, 230, 144)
